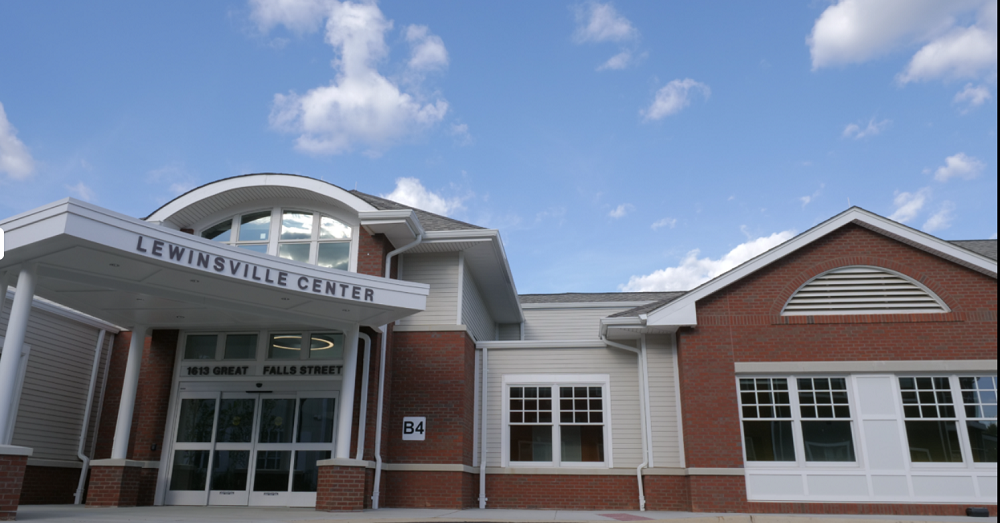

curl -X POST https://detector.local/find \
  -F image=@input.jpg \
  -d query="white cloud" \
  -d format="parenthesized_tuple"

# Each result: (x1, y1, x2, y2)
(573, 2, 638, 43)
(934, 152, 985, 181)
(597, 50, 633, 71)
(250, 0, 332, 34)
(147, 163, 197, 196)
(889, 188, 931, 223)
(0, 101, 35, 180)
(405, 24, 448, 72)
(651, 217, 677, 230)
(923, 201, 956, 232)
(954, 83, 993, 109)
(641, 79, 710, 121)
(620, 230, 795, 291)
(808, 0, 996, 83)
(258, 0, 449, 155)
(449, 122, 472, 146)
(382, 177, 464, 216)
(608, 203, 634, 219)
(65, 181, 96, 202)
(842, 118, 890, 139)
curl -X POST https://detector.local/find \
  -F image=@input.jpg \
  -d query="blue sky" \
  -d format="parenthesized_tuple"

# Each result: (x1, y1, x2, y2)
(0, 0, 996, 294)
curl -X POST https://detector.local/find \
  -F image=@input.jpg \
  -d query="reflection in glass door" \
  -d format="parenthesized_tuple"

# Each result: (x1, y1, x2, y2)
(165, 391, 337, 507)
(209, 394, 256, 505)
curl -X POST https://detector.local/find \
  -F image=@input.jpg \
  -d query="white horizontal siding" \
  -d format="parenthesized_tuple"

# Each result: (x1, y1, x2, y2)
(645, 335, 682, 467)
(0, 303, 107, 462)
(397, 253, 460, 327)
(497, 323, 521, 341)
(462, 267, 495, 342)
(522, 307, 632, 340)
(480, 347, 643, 468)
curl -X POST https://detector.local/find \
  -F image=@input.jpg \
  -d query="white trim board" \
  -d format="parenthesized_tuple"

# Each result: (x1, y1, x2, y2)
(735, 360, 998, 374)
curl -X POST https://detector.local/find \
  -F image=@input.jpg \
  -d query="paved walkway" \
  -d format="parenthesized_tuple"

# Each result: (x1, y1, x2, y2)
(13, 506, 994, 523)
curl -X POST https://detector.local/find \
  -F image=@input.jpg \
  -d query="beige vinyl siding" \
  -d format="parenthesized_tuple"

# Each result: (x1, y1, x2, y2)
(397, 252, 460, 327)
(0, 303, 111, 462)
(479, 347, 644, 468)
(462, 267, 495, 341)
(497, 323, 521, 341)
(645, 335, 682, 467)
(522, 307, 633, 340)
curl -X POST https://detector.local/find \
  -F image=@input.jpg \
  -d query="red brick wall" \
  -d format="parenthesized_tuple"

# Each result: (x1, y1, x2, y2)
(676, 224, 998, 511)
(385, 471, 476, 509)
(644, 475, 691, 511)
(316, 465, 366, 511)
(357, 229, 395, 277)
(85, 465, 141, 507)
(129, 330, 178, 462)
(484, 474, 638, 510)
(18, 466, 79, 505)
(0, 455, 26, 521)
(388, 332, 477, 465)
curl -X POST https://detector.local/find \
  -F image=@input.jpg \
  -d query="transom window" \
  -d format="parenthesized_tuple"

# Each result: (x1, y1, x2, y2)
(183, 333, 260, 361)
(180, 331, 345, 362)
(504, 375, 609, 467)
(200, 208, 353, 271)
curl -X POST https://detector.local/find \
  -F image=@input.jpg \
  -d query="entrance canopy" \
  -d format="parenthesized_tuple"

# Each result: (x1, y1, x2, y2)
(0, 199, 429, 330)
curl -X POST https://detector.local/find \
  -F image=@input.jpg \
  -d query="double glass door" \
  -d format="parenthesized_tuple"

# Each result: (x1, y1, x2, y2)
(164, 391, 337, 507)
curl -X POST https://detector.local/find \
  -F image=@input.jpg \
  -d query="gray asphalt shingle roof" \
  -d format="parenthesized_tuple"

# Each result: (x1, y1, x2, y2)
(950, 240, 997, 261)
(349, 190, 484, 232)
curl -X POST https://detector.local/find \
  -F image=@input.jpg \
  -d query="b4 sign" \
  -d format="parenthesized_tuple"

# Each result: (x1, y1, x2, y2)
(402, 416, 426, 441)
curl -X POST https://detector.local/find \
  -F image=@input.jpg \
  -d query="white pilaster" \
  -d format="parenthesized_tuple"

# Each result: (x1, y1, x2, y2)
(111, 325, 147, 460)
(335, 324, 361, 458)
(0, 264, 37, 445)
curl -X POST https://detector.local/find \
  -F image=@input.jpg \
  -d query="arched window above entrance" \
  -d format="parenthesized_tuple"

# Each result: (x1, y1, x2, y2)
(200, 207, 354, 271)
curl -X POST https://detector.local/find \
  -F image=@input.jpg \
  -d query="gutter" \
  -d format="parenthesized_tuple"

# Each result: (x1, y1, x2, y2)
(373, 233, 424, 509)
(74, 329, 106, 504)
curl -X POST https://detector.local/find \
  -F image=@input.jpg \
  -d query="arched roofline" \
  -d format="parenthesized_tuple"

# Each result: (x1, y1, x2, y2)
(145, 173, 377, 224)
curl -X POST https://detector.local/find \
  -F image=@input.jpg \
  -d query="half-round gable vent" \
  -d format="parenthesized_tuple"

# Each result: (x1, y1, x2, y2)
(782, 266, 949, 316)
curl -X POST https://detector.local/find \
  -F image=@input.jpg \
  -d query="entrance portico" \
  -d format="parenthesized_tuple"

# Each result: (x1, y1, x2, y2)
(0, 198, 428, 512)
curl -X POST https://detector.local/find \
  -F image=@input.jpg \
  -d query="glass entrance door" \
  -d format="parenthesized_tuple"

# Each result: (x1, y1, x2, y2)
(164, 391, 337, 507)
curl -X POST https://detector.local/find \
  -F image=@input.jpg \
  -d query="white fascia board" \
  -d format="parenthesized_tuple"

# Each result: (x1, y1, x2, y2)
(2, 199, 430, 309)
(423, 229, 524, 323)
(646, 208, 998, 328)
(145, 174, 377, 223)
(476, 340, 608, 350)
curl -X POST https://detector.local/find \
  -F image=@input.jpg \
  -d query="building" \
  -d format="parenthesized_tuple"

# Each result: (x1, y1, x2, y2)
(0, 173, 995, 520)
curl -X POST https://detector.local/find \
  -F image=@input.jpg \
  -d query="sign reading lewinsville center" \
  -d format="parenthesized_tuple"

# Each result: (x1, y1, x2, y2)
(134, 235, 378, 302)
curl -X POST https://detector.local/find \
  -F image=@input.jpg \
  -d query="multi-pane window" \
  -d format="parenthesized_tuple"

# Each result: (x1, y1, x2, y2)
(960, 376, 997, 463)
(899, 377, 962, 463)
(200, 208, 353, 270)
(740, 378, 795, 461)
(507, 383, 607, 465)
(739, 377, 857, 463)
(798, 378, 856, 462)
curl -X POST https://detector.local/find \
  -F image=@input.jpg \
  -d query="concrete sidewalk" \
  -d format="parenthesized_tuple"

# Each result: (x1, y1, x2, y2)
(13, 506, 995, 523)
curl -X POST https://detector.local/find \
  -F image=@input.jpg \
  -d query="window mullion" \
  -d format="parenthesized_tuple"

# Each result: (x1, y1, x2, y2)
(951, 374, 975, 468)
(268, 207, 281, 255)
(789, 377, 806, 465)
(553, 383, 561, 466)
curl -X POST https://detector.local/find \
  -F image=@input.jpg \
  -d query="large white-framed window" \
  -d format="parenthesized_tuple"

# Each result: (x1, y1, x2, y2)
(182, 332, 262, 361)
(179, 331, 345, 364)
(738, 376, 860, 467)
(199, 207, 355, 271)
(898, 374, 997, 466)
(501, 374, 612, 468)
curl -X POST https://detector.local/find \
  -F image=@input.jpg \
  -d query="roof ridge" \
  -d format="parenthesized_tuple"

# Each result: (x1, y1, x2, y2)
(349, 190, 485, 231)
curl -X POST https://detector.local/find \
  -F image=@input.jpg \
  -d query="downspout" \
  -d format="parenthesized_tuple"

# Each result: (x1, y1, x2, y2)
(601, 335, 648, 511)
(478, 347, 488, 508)
(640, 332, 654, 468)
(74, 329, 107, 504)
(356, 333, 372, 461)
(372, 232, 423, 509)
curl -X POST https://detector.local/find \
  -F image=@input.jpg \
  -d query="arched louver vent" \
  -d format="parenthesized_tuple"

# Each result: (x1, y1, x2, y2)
(782, 266, 948, 316)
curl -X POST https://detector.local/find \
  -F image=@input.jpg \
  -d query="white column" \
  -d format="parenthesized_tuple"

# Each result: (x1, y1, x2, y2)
(335, 324, 361, 459)
(0, 264, 37, 445)
(111, 325, 147, 460)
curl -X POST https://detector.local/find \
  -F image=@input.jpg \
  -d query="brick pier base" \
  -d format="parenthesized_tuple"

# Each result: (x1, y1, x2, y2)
(316, 460, 368, 511)
(0, 446, 32, 521)
(85, 460, 148, 507)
